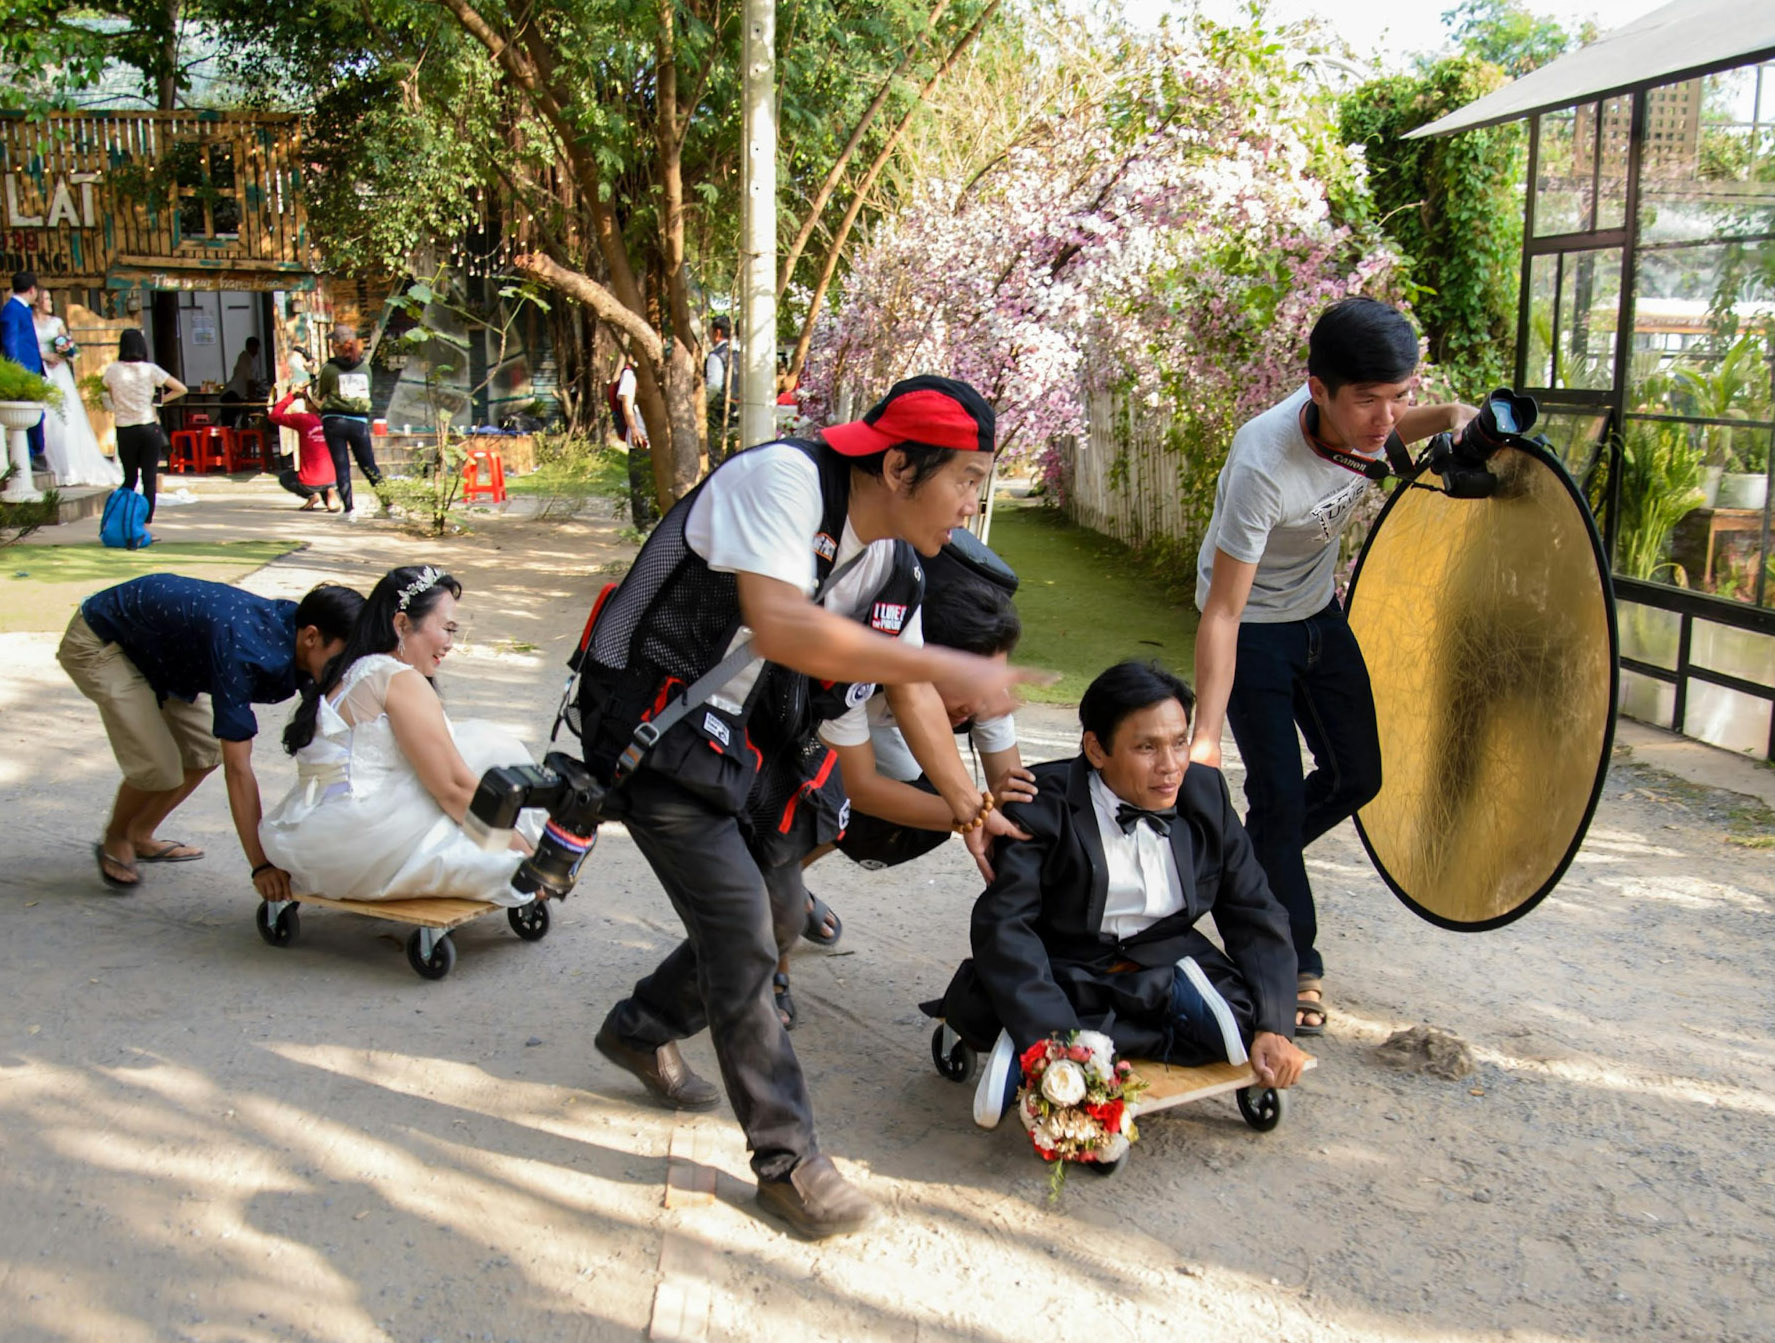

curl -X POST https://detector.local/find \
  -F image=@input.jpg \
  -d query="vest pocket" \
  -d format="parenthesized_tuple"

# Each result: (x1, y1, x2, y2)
(641, 701, 761, 814)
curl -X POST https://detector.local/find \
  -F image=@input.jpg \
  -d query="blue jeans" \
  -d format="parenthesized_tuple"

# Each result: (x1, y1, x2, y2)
(1224, 600, 1381, 981)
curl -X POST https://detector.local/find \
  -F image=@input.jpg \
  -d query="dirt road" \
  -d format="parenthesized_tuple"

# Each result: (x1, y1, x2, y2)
(2, 481, 1771, 1342)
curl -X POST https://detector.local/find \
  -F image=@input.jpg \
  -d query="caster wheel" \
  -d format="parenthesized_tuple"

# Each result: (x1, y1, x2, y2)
(930, 1024, 977, 1082)
(1236, 1085, 1289, 1132)
(507, 900, 550, 941)
(406, 929, 457, 980)
(1086, 1149, 1128, 1177)
(255, 901, 300, 947)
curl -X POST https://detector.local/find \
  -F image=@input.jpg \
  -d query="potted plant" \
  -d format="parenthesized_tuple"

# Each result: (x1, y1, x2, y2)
(1676, 336, 1770, 512)
(0, 357, 64, 504)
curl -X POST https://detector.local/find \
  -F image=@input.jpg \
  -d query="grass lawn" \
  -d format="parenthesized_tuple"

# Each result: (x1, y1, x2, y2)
(987, 502, 1198, 705)
(1, 540, 299, 634)
(504, 445, 629, 503)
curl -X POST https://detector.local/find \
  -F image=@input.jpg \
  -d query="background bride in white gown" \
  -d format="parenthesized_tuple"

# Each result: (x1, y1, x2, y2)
(34, 292, 122, 489)
(261, 565, 542, 904)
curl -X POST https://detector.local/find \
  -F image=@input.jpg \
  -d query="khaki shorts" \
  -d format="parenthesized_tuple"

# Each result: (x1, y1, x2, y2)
(57, 611, 221, 792)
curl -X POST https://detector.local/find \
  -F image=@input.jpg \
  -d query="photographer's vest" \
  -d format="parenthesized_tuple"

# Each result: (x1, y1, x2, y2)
(575, 438, 925, 815)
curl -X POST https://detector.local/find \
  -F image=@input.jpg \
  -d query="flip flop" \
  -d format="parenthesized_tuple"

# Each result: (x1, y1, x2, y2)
(800, 894, 843, 948)
(136, 839, 204, 863)
(95, 843, 140, 889)
(773, 971, 798, 1031)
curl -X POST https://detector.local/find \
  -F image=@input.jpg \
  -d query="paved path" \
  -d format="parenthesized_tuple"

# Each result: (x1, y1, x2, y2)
(1, 480, 1771, 1342)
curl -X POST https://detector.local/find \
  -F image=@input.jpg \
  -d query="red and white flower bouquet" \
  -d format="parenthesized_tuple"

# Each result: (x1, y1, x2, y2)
(1016, 1029, 1145, 1196)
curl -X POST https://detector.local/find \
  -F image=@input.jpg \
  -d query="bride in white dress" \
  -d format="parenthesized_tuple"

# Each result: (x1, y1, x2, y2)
(34, 292, 122, 489)
(261, 565, 542, 904)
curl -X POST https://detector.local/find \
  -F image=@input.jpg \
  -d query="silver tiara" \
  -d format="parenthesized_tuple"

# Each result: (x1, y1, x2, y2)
(396, 565, 444, 611)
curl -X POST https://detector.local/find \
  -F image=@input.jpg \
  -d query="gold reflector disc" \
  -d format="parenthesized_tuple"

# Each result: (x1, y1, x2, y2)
(1345, 444, 1617, 929)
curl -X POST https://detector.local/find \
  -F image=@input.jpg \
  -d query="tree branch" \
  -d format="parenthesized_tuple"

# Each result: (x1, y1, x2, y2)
(788, 0, 1002, 378)
(776, 0, 953, 299)
(514, 252, 662, 363)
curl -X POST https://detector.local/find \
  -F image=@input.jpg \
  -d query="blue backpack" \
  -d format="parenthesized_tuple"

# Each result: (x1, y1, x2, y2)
(100, 487, 152, 549)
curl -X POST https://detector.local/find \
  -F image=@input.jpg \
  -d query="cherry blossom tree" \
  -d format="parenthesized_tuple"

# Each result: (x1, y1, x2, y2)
(800, 15, 1411, 535)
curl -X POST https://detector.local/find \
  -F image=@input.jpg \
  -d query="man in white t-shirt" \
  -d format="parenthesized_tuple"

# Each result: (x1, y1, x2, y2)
(613, 360, 654, 528)
(580, 376, 1041, 1239)
(1191, 299, 1474, 1038)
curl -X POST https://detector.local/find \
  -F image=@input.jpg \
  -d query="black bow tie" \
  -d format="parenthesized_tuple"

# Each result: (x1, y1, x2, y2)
(1116, 803, 1176, 836)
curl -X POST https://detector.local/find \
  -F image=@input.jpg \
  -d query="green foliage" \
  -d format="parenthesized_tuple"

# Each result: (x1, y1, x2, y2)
(1615, 422, 1706, 583)
(383, 429, 467, 538)
(1340, 56, 1524, 393)
(0, 358, 64, 410)
(0, 0, 181, 110)
(0, 479, 60, 549)
(1440, 0, 1587, 77)
(505, 432, 629, 519)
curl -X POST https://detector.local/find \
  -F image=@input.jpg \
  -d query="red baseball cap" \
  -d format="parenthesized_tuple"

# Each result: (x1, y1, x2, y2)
(821, 375, 996, 457)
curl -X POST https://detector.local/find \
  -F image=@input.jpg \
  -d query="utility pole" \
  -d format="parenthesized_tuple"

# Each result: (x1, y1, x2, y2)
(739, 0, 777, 450)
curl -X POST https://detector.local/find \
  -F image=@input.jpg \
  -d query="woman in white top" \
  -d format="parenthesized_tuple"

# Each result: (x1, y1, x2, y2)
(34, 291, 121, 488)
(260, 565, 542, 904)
(100, 328, 185, 522)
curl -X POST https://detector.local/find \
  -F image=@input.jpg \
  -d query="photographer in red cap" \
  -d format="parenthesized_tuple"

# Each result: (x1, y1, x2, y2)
(575, 375, 1041, 1238)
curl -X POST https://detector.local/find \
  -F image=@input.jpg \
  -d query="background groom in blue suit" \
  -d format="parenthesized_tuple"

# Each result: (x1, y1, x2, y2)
(2, 271, 47, 468)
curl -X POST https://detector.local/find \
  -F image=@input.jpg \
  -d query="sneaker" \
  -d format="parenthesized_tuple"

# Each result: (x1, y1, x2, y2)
(593, 1022, 721, 1111)
(1178, 956, 1248, 1066)
(973, 1028, 1018, 1130)
(755, 1154, 881, 1239)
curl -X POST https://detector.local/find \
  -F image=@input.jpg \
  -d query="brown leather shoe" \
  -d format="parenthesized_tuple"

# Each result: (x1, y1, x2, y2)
(594, 1026, 721, 1111)
(755, 1153, 882, 1239)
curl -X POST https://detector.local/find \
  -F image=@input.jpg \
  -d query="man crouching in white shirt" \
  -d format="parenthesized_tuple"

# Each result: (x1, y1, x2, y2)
(935, 659, 1307, 1124)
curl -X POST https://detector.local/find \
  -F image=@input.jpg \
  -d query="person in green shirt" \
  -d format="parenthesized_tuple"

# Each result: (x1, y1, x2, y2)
(314, 324, 384, 519)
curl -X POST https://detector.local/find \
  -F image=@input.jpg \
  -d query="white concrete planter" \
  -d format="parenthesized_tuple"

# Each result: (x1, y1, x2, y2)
(1700, 464, 1723, 508)
(0, 399, 47, 502)
(1717, 471, 1768, 512)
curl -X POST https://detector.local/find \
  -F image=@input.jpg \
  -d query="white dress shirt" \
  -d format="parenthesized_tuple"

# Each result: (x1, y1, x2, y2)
(1088, 770, 1185, 941)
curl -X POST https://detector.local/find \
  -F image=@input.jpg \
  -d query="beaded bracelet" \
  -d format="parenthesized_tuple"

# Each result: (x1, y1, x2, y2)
(952, 791, 997, 835)
(251, 861, 276, 878)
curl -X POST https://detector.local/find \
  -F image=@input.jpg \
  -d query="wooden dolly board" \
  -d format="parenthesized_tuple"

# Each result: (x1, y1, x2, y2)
(255, 894, 552, 980)
(931, 1023, 1315, 1171)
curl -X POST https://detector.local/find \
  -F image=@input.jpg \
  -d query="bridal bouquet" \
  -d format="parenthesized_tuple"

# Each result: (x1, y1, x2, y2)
(1017, 1029, 1144, 1197)
(52, 333, 79, 361)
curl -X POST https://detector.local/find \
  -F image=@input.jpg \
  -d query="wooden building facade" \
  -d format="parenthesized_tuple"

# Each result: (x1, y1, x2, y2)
(1, 109, 315, 293)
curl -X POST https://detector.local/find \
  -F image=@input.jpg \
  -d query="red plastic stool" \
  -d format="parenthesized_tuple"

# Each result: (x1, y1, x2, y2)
(461, 448, 507, 503)
(169, 429, 205, 473)
(231, 428, 268, 472)
(198, 426, 232, 474)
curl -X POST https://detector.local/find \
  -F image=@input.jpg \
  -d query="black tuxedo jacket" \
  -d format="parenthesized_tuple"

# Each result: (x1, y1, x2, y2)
(943, 756, 1294, 1058)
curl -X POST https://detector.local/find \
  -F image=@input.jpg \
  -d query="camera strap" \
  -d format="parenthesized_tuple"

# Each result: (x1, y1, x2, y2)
(1300, 404, 1411, 481)
(614, 548, 872, 781)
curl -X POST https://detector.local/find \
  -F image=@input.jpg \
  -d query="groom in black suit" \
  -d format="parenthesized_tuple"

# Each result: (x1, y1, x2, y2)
(934, 660, 1306, 1121)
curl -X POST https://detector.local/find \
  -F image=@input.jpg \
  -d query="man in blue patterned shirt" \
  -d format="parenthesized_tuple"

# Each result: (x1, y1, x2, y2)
(58, 575, 362, 894)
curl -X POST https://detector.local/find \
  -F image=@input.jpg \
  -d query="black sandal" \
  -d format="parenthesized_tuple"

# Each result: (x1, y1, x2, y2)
(773, 971, 798, 1030)
(800, 894, 843, 948)
(95, 842, 140, 889)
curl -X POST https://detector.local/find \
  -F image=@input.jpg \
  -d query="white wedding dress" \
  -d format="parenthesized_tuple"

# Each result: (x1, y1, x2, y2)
(35, 314, 121, 488)
(261, 654, 543, 904)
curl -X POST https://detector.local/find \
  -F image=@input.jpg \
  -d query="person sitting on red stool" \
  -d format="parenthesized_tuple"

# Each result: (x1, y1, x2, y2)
(268, 390, 338, 511)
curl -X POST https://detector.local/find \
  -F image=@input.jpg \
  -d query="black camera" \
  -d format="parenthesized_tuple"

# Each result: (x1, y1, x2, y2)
(466, 752, 608, 899)
(1426, 388, 1540, 499)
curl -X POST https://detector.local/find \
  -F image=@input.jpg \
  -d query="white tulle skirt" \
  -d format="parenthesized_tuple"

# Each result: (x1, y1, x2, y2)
(42, 359, 121, 488)
(261, 720, 544, 906)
